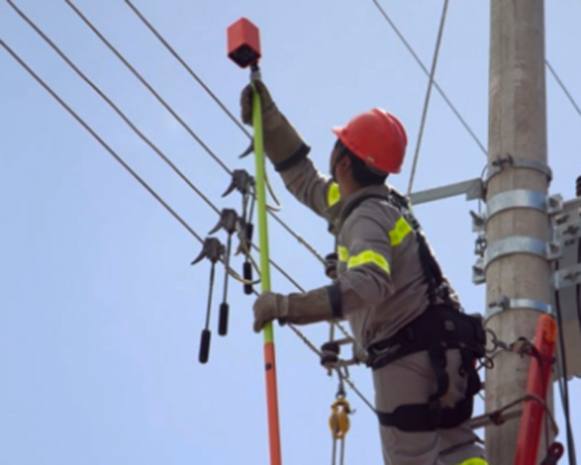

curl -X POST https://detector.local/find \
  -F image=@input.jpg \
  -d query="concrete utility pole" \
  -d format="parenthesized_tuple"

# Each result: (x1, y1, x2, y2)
(486, 1, 553, 464)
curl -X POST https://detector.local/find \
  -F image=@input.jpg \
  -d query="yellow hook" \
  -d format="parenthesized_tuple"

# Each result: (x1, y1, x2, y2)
(329, 396, 351, 440)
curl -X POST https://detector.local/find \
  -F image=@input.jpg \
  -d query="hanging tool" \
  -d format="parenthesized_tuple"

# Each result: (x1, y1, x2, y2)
(228, 17, 282, 465)
(329, 383, 351, 465)
(209, 209, 239, 336)
(223, 169, 256, 294)
(192, 237, 225, 364)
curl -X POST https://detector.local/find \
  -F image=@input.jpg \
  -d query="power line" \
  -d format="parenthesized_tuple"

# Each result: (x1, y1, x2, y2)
(371, 0, 488, 157)
(0, 37, 371, 411)
(64, 0, 232, 176)
(124, 0, 252, 140)
(0, 38, 202, 244)
(406, 0, 449, 196)
(545, 59, 581, 118)
(65, 0, 326, 266)
(7, 0, 308, 294)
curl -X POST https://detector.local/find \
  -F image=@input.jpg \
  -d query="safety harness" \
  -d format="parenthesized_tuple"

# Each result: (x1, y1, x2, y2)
(340, 188, 486, 432)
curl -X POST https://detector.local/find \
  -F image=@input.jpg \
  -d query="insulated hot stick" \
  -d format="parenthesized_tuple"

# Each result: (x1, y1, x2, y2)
(192, 237, 225, 364)
(228, 18, 282, 465)
(209, 209, 239, 336)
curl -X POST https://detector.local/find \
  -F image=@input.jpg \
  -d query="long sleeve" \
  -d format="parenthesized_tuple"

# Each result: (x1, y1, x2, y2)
(278, 156, 342, 225)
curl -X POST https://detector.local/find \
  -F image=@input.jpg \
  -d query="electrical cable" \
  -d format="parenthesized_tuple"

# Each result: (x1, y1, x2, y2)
(7, 0, 311, 296)
(371, 0, 488, 158)
(545, 59, 581, 118)
(62, 0, 352, 340)
(0, 38, 203, 243)
(0, 38, 373, 413)
(123, 0, 252, 140)
(66, 0, 326, 266)
(406, 0, 449, 196)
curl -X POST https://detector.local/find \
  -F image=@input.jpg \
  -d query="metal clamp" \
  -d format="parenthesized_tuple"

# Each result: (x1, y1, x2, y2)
(487, 296, 553, 319)
(472, 257, 485, 285)
(486, 154, 552, 184)
(484, 235, 561, 269)
(485, 190, 559, 221)
(410, 177, 484, 205)
(554, 263, 581, 290)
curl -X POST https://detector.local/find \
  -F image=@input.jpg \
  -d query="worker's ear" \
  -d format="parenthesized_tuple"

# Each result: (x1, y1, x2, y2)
(338, 154, 351, 175)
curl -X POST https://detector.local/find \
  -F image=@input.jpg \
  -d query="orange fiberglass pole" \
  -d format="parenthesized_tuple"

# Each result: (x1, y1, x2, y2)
(514, 314, 557, 465)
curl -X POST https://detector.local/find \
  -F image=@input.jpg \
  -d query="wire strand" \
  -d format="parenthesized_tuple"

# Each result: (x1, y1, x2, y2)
(123, 0, 252, 140)
(0, 37, 374, 410)
(406, 0, 449, 196)
(371, 0, 487, 157)
(545, 59, 581, 118)
(0, 38, 202, 243)
(66, 0, 326, 266)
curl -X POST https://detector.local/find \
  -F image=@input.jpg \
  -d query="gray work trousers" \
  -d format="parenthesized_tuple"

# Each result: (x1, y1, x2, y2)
(373, 350, 487, 465)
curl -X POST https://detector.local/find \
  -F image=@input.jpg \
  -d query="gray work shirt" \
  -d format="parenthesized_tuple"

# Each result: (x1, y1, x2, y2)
(280, 157, 435, 349)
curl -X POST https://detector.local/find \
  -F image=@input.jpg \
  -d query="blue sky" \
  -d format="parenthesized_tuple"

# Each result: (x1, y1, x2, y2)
(1, 1, 580, 464)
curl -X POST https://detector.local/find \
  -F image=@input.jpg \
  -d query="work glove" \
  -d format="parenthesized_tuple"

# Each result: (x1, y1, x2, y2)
(253, 287, 334, 333)
(240, 80, 308, 171)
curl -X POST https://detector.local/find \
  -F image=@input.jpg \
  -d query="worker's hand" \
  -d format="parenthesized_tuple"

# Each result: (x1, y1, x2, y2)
(240, 80, 309, 171)
(253, 292, 289, 333)
(253, 287, 336, 333)
(240, 80, 279, 129)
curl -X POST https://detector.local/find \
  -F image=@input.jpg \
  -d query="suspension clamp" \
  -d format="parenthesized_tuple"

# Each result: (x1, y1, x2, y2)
(209, 208, 239, 235)
(222, 169, 255, 197)
(191, 237, 225, 265)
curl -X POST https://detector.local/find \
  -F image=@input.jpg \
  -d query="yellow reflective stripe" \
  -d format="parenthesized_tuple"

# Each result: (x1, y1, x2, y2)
(337, 246, 349, 262)
(388, 216, 413, 247)
(457, 458, 488, 465)
(327, 182, 341, 207)
(347, 250, 390, 274)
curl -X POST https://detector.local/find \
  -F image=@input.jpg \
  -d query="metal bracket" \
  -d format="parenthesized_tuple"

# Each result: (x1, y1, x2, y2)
(486, 190, 551, 221)
(487, 296, 553, 319)
(484, 235, 561, 269)
(472, 257, 485, 285)
(554, 263, 581, 290)
(486, 154, 553, 184)
(554, 217, 581, 242)
(409, 178, 484, 205)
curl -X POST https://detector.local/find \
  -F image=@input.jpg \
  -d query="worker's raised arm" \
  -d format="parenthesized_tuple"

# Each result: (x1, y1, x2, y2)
(241, 80, 339, 222)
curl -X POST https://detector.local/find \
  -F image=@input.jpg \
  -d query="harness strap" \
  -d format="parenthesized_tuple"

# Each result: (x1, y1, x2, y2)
(376, 394, 475, 432)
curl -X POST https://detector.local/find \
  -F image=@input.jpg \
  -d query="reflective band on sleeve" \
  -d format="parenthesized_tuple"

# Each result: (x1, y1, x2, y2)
(457, 458, 488, 465)
(327, 182, 341, 207)
(347, 250, 390, 274)
(337, 245, 349, 263)
(388, 216, 413, 247)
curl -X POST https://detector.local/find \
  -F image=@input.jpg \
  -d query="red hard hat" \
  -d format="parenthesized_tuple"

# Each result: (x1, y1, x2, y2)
(332, 108, 407, 174)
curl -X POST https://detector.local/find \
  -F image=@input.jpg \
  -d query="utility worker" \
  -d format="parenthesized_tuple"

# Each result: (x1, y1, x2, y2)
(241, 80, 488, 465)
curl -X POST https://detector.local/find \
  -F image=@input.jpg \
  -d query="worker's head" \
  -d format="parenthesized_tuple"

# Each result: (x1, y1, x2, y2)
(330, 140, 388, 188)
(331, 109, 407, 193)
